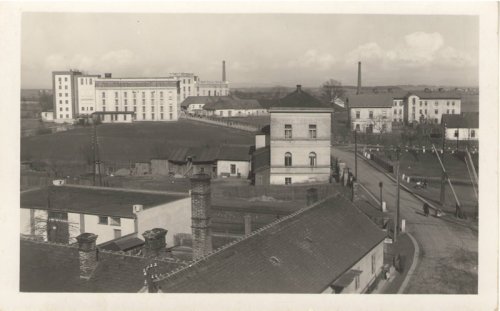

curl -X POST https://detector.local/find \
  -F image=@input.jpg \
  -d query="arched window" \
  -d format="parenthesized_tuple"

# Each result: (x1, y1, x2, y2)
(284, 152, 292, 167)
(309, 152, 317, 167)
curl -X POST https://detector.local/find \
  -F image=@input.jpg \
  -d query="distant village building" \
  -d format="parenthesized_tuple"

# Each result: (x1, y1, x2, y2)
(347, 91, 463, 131)
(442, 112, 479, 141)
(51, 61, 229, 123)
(41, 111, 54, 122)
(267, 85, 333, 185)
(20, 185, 190, 246)
(181, 96, 266, 117)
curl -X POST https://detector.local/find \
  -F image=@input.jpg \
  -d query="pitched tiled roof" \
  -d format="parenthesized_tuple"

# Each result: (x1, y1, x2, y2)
(20, 186, 187, 218)
(410, 91, 461, 100)
(20, 238, 185, 292)
(166, 145, 251, 163)
(203, 97, 262, 110)
(154, 195, 386, 293)
(347, 93, 405, 108)
(271, 85, 331, 110)
(180, 96, 229, 109)
(442, 112, 479, 128)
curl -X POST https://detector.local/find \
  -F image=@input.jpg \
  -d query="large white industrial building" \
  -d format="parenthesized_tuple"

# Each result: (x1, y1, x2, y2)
(51, 61, 230, 123)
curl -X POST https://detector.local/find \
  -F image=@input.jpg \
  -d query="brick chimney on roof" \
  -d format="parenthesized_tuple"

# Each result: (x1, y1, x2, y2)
(142, 228, 168, 258)
(76, 233, 98, 279)
(190, 173, 212, 259)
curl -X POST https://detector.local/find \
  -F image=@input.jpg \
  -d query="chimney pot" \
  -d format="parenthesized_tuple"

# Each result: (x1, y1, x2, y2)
(142, 228, 168, 258)
(296, 85, 302, 92)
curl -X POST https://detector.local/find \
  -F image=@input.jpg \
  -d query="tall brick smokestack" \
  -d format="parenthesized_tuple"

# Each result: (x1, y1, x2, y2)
(190, 173, 212, 259)
(357, 61, 362, 95)
(222, 60, 226, 82)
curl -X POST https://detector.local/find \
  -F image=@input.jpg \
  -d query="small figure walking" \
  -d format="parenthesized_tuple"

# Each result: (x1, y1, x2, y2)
(423, 203, 430, 217)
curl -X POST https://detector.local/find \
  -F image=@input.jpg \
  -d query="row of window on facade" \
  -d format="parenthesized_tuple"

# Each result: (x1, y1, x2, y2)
(102, 113, 174, 121)
(410, 108, 456, 115)
(102, 98, 174, 106)
(283, 152, 317, 167)
(101, 105, 173, 113)
(102, 91, 173, 99)
(394, 99, 458, 107)
(284, 124, 317, 139)
(355, 111, 387, 119)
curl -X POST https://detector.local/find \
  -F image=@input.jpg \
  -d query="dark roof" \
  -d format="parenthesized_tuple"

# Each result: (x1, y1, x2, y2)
(180, 96, 229, 109)
(271, 85, 331, 110)
(167, 145, 251, 163)
(155, 195, 386, 293)
(410, 91, 461, 100)
(441, 112, 479, 128)
(20, 238, 184, 293)
(347, 93, 406, 108)
(20, 186, 187, 218)
(203, 97, 262, 110)
(98, 234, 145, 252)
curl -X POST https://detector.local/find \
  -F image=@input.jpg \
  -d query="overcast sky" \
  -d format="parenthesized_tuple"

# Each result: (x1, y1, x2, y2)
(21, 13, 478, 89)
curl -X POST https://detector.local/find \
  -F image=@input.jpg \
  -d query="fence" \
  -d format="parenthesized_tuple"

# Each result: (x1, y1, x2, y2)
(181, 115, 260, 132)
(370, 154, 394, 173)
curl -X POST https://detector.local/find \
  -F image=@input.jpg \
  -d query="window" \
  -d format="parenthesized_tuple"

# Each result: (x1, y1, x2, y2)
(355, 111, 360, 119)
(142, 92, 145, 98)
(435, 101, 438, 106)
(309, 152, 317, 167)
(65, 85, 68, 90)
(142, 113, 146, 119)
(110, 217, 121, 226)
(284, 152, 292, 167)
(425, 109, 427, 114)
(447, 109, 449, 114)
(454, 130, 459, 138)
(152, 113, 155, 119)
(66, 114, 69, 118)
(451, 109, 455, 114)
(103, 107, 106, 112)
(124, 92, 127, 98)
(133, 99, 137, 105)
(66, 107, 69, 111)
(65, 93, 68, 97)
(447, 101, 450, 106)
(355, 275, 360, 290)
(89, 79, 92, 85)
(303, 121, 316, 137)
(142, 99, 145, 105)
(115, 99, 118, 105)
(59, 100, 62, 104)
(59, 107, 62, 111)
(160, 106, 164, 112)
(285, 177, 292, 185)
(419, 109, 422, 114)
(284, 124, 292, 139)
(230, 164, 236, 174)
(65, 100, 68, 104)
(435, 109, 438, 114)
(133, 107, 137, 112)
(59, 93, 62, 97)
(369, 111, 373, 119)
(452, 101, 455, 106)
(419, 101, 422, 106)
(471, 130, 476, 138)
(98, 216, 108, 225)
(102, 99, 106, 105)
(382, 111, 387, 118)
(90, 107, 93, 111)
(160, 113, 164, 120)
(115, 107, 118, 112)
(412, 98, 416, 105)
(59, 85, 62, 89)
(124, 114, 127, 121)
(399, 109, 402, 115)
(124, 99, 127, 105)
(64, 77, 67, 82)
(142, 106, 145, 112)
(58, 77, 61, 82)
(394, 109, 397, 115)
(425, 101, 428, 106)
(355, 124, 360, 131)
(371, 253, 376, 274)
(133, 92, 137, 98)
(151, 106, 155, 112)
(169, 113, 173, 120)
(124, 107, 128, 112)
(160, 91, 163, 98)
(412, 107, 415, 112)
(59, 114, 62, 118)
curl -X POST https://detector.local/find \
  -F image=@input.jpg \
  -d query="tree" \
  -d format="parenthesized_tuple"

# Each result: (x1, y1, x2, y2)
(321, 79, 345, 106)
(38, 93, 53, 111)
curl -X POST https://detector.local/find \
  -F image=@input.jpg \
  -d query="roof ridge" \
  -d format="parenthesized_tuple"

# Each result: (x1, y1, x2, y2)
(153, 195, 335, 283)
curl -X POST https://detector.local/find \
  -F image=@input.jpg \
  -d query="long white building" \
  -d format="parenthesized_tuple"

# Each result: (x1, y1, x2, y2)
(51, 61, 230, 123)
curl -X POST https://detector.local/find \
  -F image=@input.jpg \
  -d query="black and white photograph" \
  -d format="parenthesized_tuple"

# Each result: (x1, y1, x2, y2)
(0, 2, 498, 310)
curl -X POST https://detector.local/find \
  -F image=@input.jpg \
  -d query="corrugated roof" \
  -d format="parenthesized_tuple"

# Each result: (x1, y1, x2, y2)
(442, 112, 479, 128)
(155, 195, 386, 293)
(20, 186, 187, 218)
(20, 238, 184, 293)
(271, 85, 330, 109)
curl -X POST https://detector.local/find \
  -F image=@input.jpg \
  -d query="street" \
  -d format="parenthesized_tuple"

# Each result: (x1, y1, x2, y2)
(332, 146, 478, 294)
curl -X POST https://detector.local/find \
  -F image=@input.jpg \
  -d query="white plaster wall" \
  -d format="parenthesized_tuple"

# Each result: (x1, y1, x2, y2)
(255, 134, 266, 150)
(216, 160, 250, 178)
(350, 107, 393, 133)
(270, 173, 330, 185)
(83, 214, 136, 245)
(445, 128, 479, 141)
(76, 77, 97, 114)
(136, 197, 191, 247)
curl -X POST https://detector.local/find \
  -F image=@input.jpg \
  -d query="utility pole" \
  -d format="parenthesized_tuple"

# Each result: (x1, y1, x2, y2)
(440, 122, 446, 206)
(394, 147, 401, 243)
(379, 181, 383, 210)
(93, 120, 102, 187)
(354, 130, 358, 180)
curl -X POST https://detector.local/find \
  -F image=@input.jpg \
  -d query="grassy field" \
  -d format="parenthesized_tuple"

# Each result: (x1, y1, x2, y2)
(21, 119, 254, 173)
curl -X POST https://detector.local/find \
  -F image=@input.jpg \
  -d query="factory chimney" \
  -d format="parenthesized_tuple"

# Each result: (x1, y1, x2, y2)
(356, 62, 362, 95)
(222, 60, 226, 82)
(190, 173, 213, 259)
